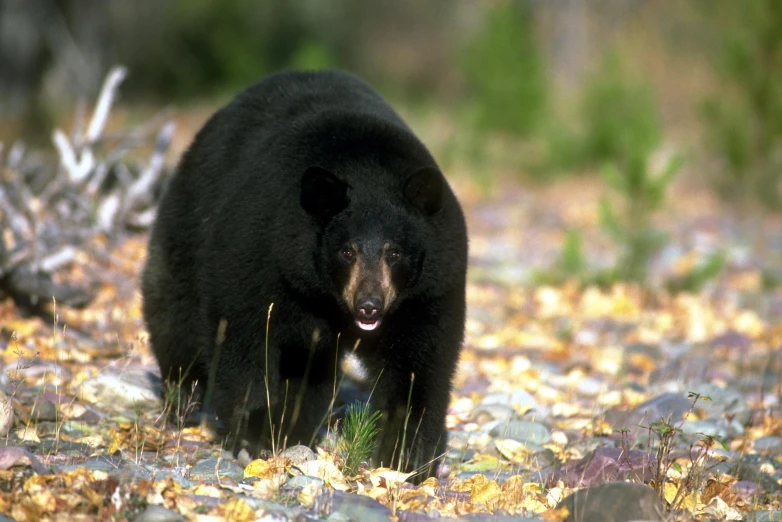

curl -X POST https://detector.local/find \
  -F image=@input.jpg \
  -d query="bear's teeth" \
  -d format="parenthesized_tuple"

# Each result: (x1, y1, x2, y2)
(357, 320, 380, 331)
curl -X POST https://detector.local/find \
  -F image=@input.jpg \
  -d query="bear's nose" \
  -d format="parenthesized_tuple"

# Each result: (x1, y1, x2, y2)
(356, 297, 382, 320)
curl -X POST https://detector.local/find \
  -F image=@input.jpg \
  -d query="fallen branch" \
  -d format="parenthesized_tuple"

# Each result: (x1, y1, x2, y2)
(0, 65, 175, 311)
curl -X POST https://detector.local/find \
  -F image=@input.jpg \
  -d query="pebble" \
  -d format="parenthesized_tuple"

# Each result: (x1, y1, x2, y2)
(29, 399, 58, 422)
(0, 389, 13, 436)
(286, 474, 325, 489)
(754, 436, 782, 452)
(489, 420, 550, 445)
(687, 382, 752, 425)
(469, 403, 516, 424)
(133, 504, 185, 522)
(316, 490, 392, 522)
(633, 392, 692, 424)
(481, 390, 537, 411)
(58, 455, 146, 477)
(281, 444, 317, 466)
(729, 454, 782, 493)
(556, 482, 665, 522)
(80, 373, 159, 413)
(39, 440, 94, 456)
(188, 455, 245, 483)
(460, 513, 542, 522)
(575, 377, 603, 397)
(680, 419, 727, 439)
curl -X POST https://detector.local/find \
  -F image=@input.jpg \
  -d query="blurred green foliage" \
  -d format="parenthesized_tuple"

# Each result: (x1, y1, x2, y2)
(701, 0, 782, 210)
(108, 1, 472, 101)
(460, 0, 548, 137)
(545, 56, 662, 175)
(118, 1, 344, 98)
(598, 154, 682, 283)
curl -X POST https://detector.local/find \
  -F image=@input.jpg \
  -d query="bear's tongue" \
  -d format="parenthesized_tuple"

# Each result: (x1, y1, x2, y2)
(357, 319, 380, 331)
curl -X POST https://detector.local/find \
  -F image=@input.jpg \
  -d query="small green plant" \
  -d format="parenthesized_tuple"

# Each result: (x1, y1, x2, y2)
(580, 57, 662, 171)
(460, 0, 548, 137)
(338, 401, 382, 477)
(544, 55, 662, 175)
(598, 152, 683, 283)
(647, 393, 727, 509)
(665, 252, 726, 293)
(701, 0, 782, 210)
(531, 228, 588, 285)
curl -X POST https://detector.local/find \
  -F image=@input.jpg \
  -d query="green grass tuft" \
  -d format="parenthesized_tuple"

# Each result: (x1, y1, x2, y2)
(338, 401, 382, 477)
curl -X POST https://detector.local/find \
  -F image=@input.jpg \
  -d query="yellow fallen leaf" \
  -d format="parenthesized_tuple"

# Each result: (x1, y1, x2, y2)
(59, 402, 87, 419)
(253, 476, 284, 499)
(470, 478, 501, 505)
(299, 458, 351, 491)
(220, 497, 256, 522)
(107, 429, 123, 454)
(420, 476, 440, 496)
(542, 506, 570, 521)
(297, 481, 324, 506)
(362, 486, 388, 502)
(698, 496, 743, 521)
(663, 482, 678, 504)
(495, 439, 533, 463)
(244, 459, 272, 479)
(192, 484, 222, 497)
(15, 425, 40, 443)
(664, 482, 700, 511)
(369, 467, 414, 489)
(521, 494, 548, 514)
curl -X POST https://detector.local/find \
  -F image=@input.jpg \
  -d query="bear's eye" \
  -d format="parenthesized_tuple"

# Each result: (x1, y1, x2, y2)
(340, 248, 356, 261)
(387, 249, 402, 262)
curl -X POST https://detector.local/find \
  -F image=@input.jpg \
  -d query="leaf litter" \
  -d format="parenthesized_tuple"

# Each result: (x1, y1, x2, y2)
(0, 178, 780, 521)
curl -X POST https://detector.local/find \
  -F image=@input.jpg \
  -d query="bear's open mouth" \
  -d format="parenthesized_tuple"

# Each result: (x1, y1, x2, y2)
(356, 319, 381, 331)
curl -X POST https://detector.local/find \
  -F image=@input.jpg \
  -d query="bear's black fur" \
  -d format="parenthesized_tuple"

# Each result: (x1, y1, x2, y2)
(142, 70, 467, 479)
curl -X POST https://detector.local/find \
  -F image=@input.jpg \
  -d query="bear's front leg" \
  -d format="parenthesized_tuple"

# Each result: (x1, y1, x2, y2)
(369, 317, 462, 481)
(373, 368, 450, 480)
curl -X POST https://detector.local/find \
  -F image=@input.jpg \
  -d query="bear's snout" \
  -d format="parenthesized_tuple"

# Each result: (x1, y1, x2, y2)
(356, 296, 383, 330)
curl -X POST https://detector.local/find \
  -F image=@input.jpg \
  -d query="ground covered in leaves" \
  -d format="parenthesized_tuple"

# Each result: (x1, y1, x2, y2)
(0, 178, 781, 521)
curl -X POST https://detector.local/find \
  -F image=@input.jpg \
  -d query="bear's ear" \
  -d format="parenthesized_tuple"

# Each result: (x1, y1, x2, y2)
(301, 166, 350, 223)
(403, 167, 443, 215)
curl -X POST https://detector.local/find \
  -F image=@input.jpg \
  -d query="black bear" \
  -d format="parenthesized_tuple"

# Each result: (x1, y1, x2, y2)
(142, 70, 467, 479)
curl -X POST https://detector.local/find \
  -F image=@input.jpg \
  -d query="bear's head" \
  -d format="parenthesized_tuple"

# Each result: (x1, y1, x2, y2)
(301, 165, 442, 332)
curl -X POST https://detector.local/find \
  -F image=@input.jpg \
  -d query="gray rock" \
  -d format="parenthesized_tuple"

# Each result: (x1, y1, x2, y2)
(576, 377, 603, 397)
(687, 383, 751, 425)
(729, 454, 782, 493)
(460, 513, 542, 522)
(556, 482, 665, 522)
(634, 392, 692, 424)
(59, 455, 146, 476)
(188, 456, 244, 483)
(286, 474, 325, 489)
(490, 420, 550, 445)
(316, 490, 392, 522)
(747, 511, 782, 522)
(30, 399, 58, 422)
(236, 447, 253, 467)
(133, 504, 185, 522)
(148, 470, 192, 487)
(80, 373, 159, 413)
(0, 390, 12, 436)
(469, 403, 516, 424)
(679, 419, 727, 439)
(281, 444, 317, 466)
(529, 448, 559, 469)
(481, 390, 537, 411)
(39, 440, 94, 456)
(754, 436, 782, 452)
